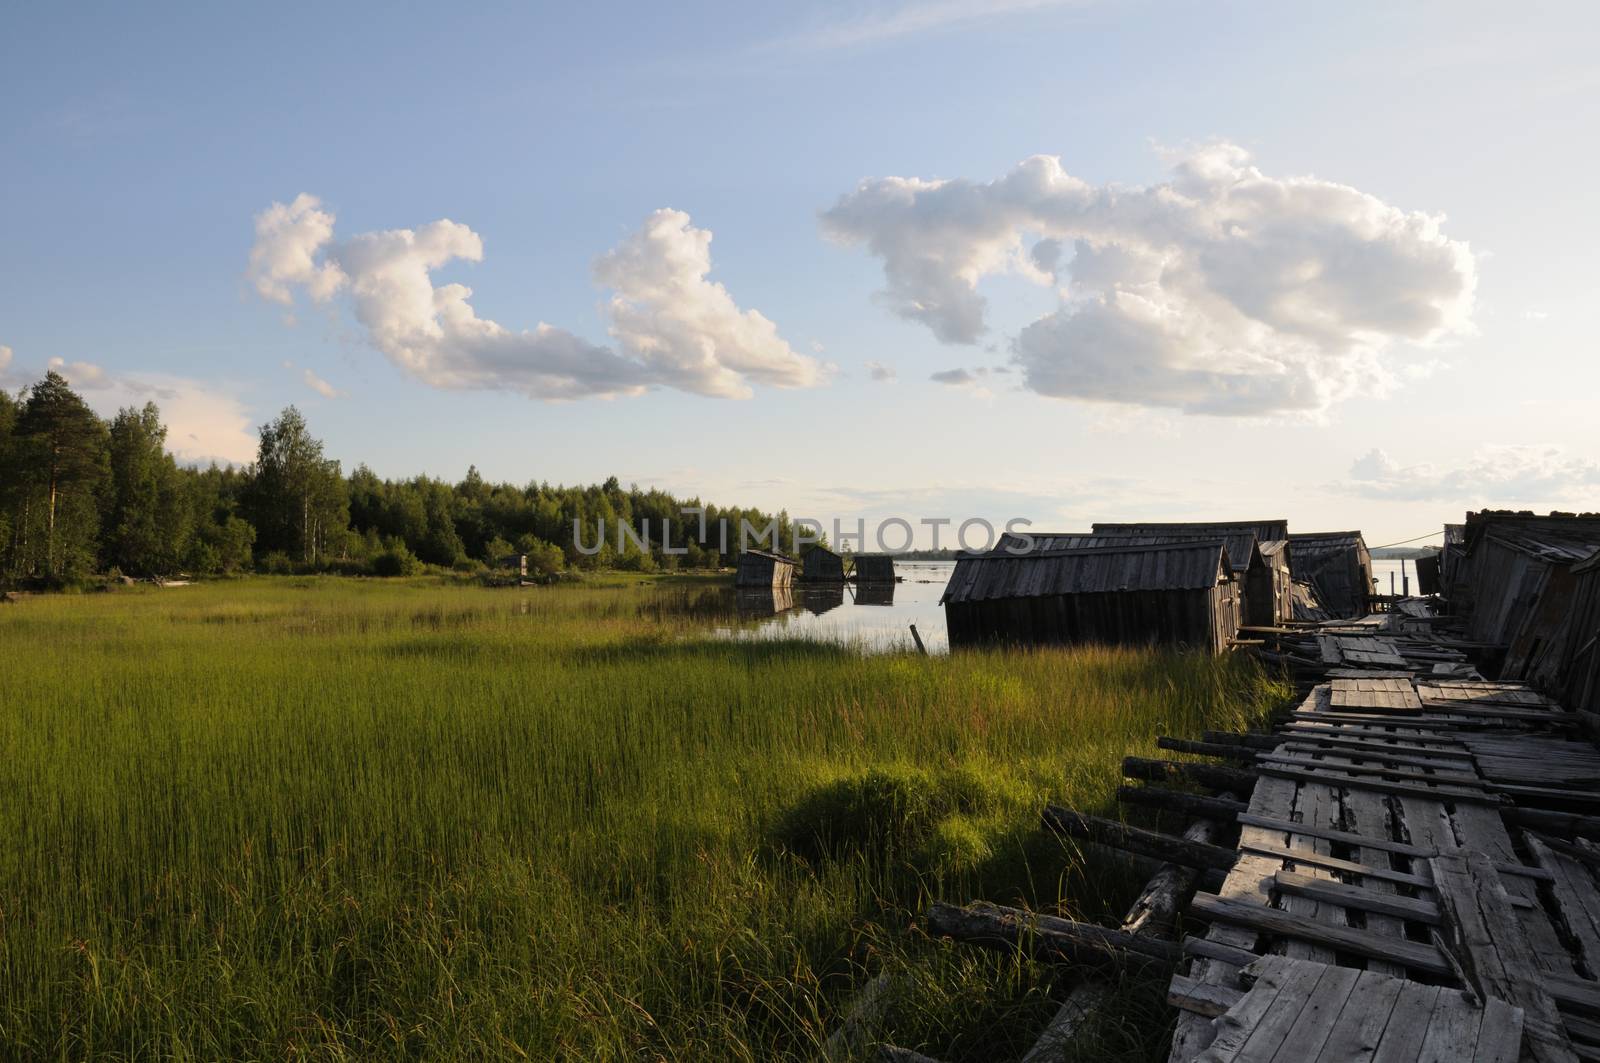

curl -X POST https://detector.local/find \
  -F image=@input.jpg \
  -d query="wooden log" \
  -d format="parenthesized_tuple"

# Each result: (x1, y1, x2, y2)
(1018, 983, 1109, 1063)
(1041, 806, 1237, 873)
(1155, 735, 1258, 762)
(1272, 869, 1441, 923)
(1115, 785, 1248, 822)
(1121, 756, 1258, 793)
(1200, 729, 1283, 751)
(925, 902, 1179, 969)
(1188, 891, 1452, 976)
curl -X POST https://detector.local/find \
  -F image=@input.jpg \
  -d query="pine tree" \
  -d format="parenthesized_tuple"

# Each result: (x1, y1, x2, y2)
(14, 372, 108, 578)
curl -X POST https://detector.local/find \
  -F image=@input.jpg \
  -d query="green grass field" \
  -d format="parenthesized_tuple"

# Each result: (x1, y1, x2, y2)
(0, 576, 1287, 1061)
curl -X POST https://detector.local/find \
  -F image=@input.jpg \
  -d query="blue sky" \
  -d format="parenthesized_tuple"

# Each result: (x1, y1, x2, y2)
(3, 1, 1597, 545)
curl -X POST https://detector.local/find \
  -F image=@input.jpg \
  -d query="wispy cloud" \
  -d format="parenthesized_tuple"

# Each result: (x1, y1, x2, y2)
(1341, 446, 1600, 504)
(865, 360, 896, 382)
(776, 0, 1084, 51)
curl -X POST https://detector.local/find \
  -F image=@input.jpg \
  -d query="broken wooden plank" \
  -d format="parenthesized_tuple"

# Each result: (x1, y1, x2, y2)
(1168, 973, 1243, 1018)
(1272, 870, 1440, 924)
(1189, 891, 1452, 976)
(1428, 851, 1578, 1063)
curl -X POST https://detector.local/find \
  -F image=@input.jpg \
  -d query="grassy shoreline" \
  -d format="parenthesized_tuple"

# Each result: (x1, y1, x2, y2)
(0, 576, 1287, 1060)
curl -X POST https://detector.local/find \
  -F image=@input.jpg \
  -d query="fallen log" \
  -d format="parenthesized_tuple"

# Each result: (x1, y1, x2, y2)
(1041, 806, 1237, 873)
(1121, 756, 1258, 793)
(1200, 730, 1283, 751)
(1155, 736, 1257, 762)
(926, 901, 1179, 969)
(1115, 785, 1248, 823)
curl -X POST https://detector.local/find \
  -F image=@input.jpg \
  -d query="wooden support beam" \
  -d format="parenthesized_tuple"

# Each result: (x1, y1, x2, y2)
(1255, 762, 1505, 805)
(1041, 806, 1238, 873)
(1200, 729, 1283, 751)
(1188, 891, 1452, 976)
(1155, 735, 1257, 762)
(1271, 869, 1441, 924)
(1116, 785, 1248, 823)
(1121, 756, 1258, 793)
(1166, 973, 1242, 1017)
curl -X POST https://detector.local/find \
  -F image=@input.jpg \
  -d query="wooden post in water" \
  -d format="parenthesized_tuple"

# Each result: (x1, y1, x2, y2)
(909, 623, 928, 656)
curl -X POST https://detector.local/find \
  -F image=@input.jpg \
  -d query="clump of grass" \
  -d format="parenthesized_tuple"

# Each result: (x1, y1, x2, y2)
(0, 576, 1288, 1060)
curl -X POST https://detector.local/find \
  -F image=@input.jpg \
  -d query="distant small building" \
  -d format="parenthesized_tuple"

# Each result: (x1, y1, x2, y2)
(495, 554, 528, 578)
(802, 545, 845, 583)
(853, 554, 896, 584)
(735, 549, 797, 589)
(941, 541, 1240, 653)
(1287, 532, 1373, 619)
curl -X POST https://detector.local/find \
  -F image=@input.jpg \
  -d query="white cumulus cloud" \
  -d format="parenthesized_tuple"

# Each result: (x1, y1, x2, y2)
(249, 198, 822, 401)
(821, 143, 1477, 415)
(25, 352, 256, 465)
(1345, 446, 1600, 503)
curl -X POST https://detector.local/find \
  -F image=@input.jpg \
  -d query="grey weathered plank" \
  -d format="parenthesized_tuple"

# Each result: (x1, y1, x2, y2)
(1189, 892, 1451, 976)
(1265, 963, 1361, 1062)
(1428, 851, 1577, 1063)
(1369, 981, 1443, 1063)
(1256, 763, 1501, 805)
(1414, 988, 1486, 1063)
(1196, 955, 1304, 1062)
(1168, 973, 1243, 1017)
(1527, 834, 1600, 978)
(1309, 969, 1405, 1062)
(1272, 870, 1440, 924)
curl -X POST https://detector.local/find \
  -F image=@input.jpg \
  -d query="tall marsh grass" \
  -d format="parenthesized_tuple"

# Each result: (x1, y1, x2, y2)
(0, 577, 1287, 1060)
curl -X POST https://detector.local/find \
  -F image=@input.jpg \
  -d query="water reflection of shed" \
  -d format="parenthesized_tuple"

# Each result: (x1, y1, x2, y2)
(799, 584, 846, 615)
(736, 549, 797, 589)
(853, 582, 896, 607)
(735, 586, 796, 619)
(853, 554, 896, 583)
(942, 542, 1240, 653)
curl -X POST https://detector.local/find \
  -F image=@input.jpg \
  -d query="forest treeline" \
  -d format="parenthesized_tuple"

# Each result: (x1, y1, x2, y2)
(0, 372, 803, 586)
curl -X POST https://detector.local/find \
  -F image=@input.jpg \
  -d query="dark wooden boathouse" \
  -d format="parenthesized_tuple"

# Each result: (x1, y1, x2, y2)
(735, 549, 797, 589)
(941, 541, 1240, 652)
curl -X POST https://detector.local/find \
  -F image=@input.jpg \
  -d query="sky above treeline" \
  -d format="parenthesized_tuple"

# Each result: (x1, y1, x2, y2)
(3, 1, 1597, 547)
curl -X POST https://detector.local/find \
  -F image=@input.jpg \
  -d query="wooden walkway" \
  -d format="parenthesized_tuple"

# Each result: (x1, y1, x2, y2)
(1167, 615, 1600, 1063)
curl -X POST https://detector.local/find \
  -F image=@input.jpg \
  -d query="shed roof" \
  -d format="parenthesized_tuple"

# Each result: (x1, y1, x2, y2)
(1288, 531, 1368, 556)
(1093, 519, 1289, 541)
(1257, 539, 1290, 559)
(941, 542, 1231, 605)
(1006, 529, 1261, 574)
(1482, 526, 1600, 565)
(740, 549, 797, 565)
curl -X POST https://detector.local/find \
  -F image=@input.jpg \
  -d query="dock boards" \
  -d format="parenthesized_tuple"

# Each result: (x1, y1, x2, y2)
(1196, 956, 1523, 1063)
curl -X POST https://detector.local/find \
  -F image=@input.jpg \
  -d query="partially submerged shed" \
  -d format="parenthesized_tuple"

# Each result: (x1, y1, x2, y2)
(941, 541, 1240, 653)
(852, 554, 896, 584)
(802, 545, 845, 583)
(1010, 524, 1291, 628)
(735, 549, 797, 589)
(1287, 532, 1372, 619)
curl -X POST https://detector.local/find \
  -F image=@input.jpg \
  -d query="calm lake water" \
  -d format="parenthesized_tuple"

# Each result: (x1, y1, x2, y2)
(1371, 558, 1423, 596)
(645, 560, 956, 655)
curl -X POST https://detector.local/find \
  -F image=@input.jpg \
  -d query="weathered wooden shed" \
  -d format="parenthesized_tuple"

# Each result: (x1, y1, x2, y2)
(802, 545, 845, 583)
(735, 549, 797, 589)
(1453, 517, 1600, 665)
(1013, 525, 1291, 628)
(1286, 532, 1372, 619)
(495, 553, 528, 578)
(1559, 552, 1600, 715)
(941, 541, 1240, 653)
(852, 554, 896, 583)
